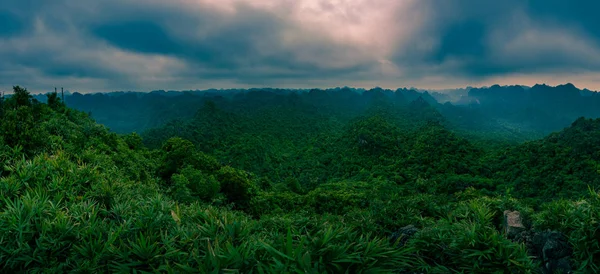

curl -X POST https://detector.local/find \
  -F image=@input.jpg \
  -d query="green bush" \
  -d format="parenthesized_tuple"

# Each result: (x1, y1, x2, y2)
(158, 137, 196, 180)
(249, 191, 307, 216)
(179, 166, 220, 201)
(5, 85, 600, 272)
(216, 166, 256, 209)
(408, 201, 536, 273)
(169, 173, 194, 203)
(532, 189, 600, 272)
(306, 181, 371, 215)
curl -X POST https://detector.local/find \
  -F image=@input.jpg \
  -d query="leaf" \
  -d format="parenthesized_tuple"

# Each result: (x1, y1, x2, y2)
(171, 210, 180, 223)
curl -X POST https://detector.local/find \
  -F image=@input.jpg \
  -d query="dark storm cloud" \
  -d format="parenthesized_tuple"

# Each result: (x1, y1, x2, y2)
(0, 10, 27, 37)
(92, 21, 180, 55)
(88, 3, 370, 75)
(1, 0, 600, 92)
(527, 0, 600, 39)
(395, 0, 600, 79)
(0, 0, 381, 92)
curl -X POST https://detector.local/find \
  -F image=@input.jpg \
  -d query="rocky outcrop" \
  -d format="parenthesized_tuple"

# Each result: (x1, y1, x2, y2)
(504, 211, 573, 274)
(503, 210, 526, 238)
(533, 231, 573, 274)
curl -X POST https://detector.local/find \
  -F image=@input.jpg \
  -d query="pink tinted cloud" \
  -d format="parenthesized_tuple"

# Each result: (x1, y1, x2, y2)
(5, 0, 600, 92)
(179, 0, 424, 64)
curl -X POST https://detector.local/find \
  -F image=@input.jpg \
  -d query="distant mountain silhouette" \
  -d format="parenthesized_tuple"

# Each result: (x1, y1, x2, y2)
(409, 96, 431, 109)
(432, 83, 600, 137)
(59, 84, 600, 141)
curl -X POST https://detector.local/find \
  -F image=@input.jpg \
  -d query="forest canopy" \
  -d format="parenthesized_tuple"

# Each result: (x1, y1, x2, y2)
(1, 85, 600, 273)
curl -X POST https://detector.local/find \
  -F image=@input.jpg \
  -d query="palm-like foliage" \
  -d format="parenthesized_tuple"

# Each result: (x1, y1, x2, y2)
(2, 85, 600, 272)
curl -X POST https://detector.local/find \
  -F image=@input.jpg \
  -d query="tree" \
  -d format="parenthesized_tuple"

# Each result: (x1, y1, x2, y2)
(0, 92, 4, 118)
(159, 137, 196, 180)
(217, 166, 256, 208)
(47, 91, 63, 111)
(12, 86, 32, 108)
(0, 106, 44, 152)
(123, 132, 143, 150)
(179, 166, 220, 201)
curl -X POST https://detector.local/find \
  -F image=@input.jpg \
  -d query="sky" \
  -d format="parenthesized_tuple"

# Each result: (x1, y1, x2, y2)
(1, 0, 600, 93)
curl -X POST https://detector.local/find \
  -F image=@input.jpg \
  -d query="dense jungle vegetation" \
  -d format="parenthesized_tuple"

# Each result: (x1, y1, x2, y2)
(2, 85, 600, 273)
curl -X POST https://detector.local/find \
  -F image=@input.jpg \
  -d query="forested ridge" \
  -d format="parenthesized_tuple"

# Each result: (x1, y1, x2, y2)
(2, 85, 600, 273)
(59, 84, 600, 142)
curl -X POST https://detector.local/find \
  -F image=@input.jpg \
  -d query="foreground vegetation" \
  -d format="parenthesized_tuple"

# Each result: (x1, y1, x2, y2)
(1, 86, 599, 273)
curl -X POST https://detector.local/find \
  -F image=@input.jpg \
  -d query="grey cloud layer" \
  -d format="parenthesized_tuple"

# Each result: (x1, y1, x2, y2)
(399, 0, 600, 79)
(1, 0, 599, 92)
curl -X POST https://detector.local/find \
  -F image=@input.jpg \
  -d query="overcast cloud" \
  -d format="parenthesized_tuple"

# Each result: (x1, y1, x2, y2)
(1, 0, 599, 93)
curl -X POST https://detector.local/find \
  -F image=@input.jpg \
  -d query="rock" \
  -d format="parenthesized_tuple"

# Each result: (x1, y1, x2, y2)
(501, 212, 572, 274)
(542, 234, 572, 261)
(546, 258, 572, 274)
(503, 210, 526, 238)
(531, 231, 573, 274)
(390, 225, 419, 247)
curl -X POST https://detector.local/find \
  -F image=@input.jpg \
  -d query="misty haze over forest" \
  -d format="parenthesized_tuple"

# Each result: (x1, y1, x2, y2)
(30, 83, 599, 140)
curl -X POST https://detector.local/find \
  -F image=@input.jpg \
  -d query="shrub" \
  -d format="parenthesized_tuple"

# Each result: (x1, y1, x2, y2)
(158, 137, 195, 180)
(533, 189, 600, 272)
(408, 201, 536, 272)
(249, 191, 307, 216)
(216, 166, 256, 209)
(179, 166, 220, 201)
(306, 181, 371, 215)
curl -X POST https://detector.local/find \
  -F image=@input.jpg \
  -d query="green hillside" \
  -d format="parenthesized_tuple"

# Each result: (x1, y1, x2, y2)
(1, 86, 600, 273)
